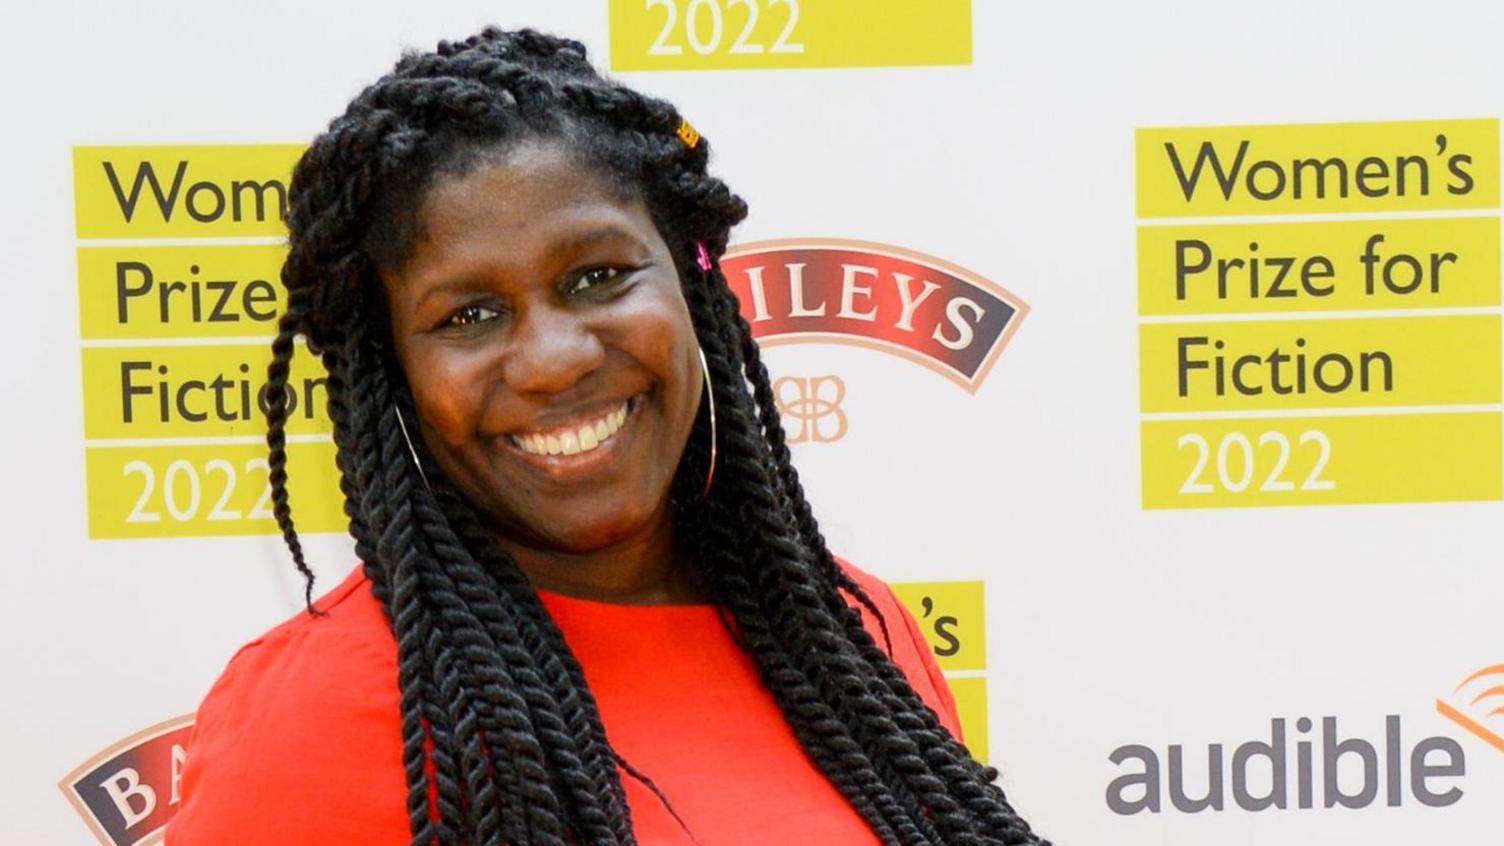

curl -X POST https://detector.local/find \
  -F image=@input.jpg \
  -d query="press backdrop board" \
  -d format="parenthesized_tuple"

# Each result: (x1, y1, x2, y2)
(3, 2, 1502, 844)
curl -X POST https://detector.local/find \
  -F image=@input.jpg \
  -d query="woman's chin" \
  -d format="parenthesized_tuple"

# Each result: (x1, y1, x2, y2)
(527, 505, 663, 554)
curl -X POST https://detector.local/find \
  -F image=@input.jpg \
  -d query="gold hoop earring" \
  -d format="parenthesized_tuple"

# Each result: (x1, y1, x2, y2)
(697, 343, 717, 501)
(393, 404, 435, 497)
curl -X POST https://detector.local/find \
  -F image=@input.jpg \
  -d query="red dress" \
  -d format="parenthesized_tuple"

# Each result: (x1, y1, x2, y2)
(167, 558, 963, 844)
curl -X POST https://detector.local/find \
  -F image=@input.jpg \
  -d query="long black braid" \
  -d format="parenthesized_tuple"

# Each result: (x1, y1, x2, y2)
(264, 26, 1051, 846)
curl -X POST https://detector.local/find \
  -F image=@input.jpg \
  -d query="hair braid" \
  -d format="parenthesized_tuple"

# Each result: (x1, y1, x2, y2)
(268, 24, 1051, 846)
(701, 268, 897, 654)
(263, 292, 315, 608)
(699, 350, 950, 842)
(703, 274, 979, 841)
(686, 283, 935, 838)
(691, 258, 1052, 843)
(674, 275, 927, 844)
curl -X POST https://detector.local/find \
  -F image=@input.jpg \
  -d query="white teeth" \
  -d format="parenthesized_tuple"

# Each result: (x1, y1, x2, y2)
(511, 398, 632, 456)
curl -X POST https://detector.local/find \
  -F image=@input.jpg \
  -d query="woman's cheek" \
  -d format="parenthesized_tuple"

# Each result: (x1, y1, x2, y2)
(620, 295, 686, 366)
(414, 360, 485, 448)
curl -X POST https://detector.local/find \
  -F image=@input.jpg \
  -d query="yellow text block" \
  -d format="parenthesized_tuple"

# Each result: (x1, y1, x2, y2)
(78, 244, 288, 339)
(948, 676, 988, 764)
(1139, 315, 1500, 412)
(85, 440, 345, 538)
(890, 580, 985, 672)
(1141, 412, 1502, 509)
(1136, 119, 1499, 217)
(609, 0, 971, 71)
(1138, 217, 1501, 315)
(74, 145, 303, 238)
(82, 344, 331, 439)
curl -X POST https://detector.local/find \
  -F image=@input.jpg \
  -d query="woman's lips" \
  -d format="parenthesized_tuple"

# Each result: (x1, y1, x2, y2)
(501, 394, 642, 480)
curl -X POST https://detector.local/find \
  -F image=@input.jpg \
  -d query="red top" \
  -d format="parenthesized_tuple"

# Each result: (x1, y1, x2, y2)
(167, 558, 962, 845)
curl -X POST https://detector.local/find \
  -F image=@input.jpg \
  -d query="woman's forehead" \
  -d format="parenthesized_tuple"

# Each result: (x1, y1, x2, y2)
(388, 143, 661, 293)
(417, 141, 613, 231)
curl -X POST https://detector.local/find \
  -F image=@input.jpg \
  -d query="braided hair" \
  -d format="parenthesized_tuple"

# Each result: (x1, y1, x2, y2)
(265, 25, 1050, 846)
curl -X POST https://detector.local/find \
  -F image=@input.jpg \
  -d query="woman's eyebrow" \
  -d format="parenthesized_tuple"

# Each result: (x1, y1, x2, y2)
(552, 223, 645, 255)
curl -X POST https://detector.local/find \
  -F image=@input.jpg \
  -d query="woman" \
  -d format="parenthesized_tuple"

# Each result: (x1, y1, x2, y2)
(169, 26, 1051, 846)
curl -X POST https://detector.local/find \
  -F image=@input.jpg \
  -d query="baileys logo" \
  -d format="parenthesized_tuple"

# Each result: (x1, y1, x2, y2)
(720, 239, 1028, 393)
(60, 715, 194, 846)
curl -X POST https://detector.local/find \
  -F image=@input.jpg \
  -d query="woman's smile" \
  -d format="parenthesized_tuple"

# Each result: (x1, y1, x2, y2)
(501, 392, 645, 481)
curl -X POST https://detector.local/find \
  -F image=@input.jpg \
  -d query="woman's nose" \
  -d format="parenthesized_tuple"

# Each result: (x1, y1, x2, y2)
(501, 303, 606, 395)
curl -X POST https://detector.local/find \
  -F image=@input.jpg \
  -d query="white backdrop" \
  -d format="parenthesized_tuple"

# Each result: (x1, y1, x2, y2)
(3, 1, 1502, 843)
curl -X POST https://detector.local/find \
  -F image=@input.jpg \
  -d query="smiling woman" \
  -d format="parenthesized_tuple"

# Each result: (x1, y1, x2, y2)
(166, 25, 1051, 846)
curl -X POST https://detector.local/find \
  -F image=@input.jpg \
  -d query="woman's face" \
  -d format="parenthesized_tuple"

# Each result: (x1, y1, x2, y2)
(378, 138, 702, 554)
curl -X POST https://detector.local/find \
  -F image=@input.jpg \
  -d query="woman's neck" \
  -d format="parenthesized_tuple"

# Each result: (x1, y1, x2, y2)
(492, 508, 709, 606)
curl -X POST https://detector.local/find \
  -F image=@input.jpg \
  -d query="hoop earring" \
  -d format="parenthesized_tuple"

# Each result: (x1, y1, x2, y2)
(697, 343, 717, 501)
(393, 404, 435, 497)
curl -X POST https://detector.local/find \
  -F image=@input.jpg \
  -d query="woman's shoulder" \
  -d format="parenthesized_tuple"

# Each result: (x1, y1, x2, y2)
(169, 564, 407, 845)
(190, 562, 399, 736)
(202, 564, 395, 701)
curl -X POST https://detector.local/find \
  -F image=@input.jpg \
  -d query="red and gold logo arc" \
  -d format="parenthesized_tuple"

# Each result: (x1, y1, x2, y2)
(721, 239, 1028, 394)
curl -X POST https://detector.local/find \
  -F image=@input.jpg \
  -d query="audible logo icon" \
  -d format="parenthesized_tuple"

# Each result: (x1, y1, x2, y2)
(1436, 663, 1504, 754)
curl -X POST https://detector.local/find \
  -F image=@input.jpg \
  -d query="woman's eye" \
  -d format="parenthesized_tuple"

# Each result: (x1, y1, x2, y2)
(567, 266, 624, 295)
(447, 304, 500, 326)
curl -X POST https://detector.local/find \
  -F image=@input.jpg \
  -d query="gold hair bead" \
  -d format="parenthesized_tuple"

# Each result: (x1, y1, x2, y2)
(676, 118, 701, 149)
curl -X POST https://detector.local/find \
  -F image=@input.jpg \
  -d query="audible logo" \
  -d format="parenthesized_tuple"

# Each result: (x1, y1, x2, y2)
(1107, 715, 1464, 815)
